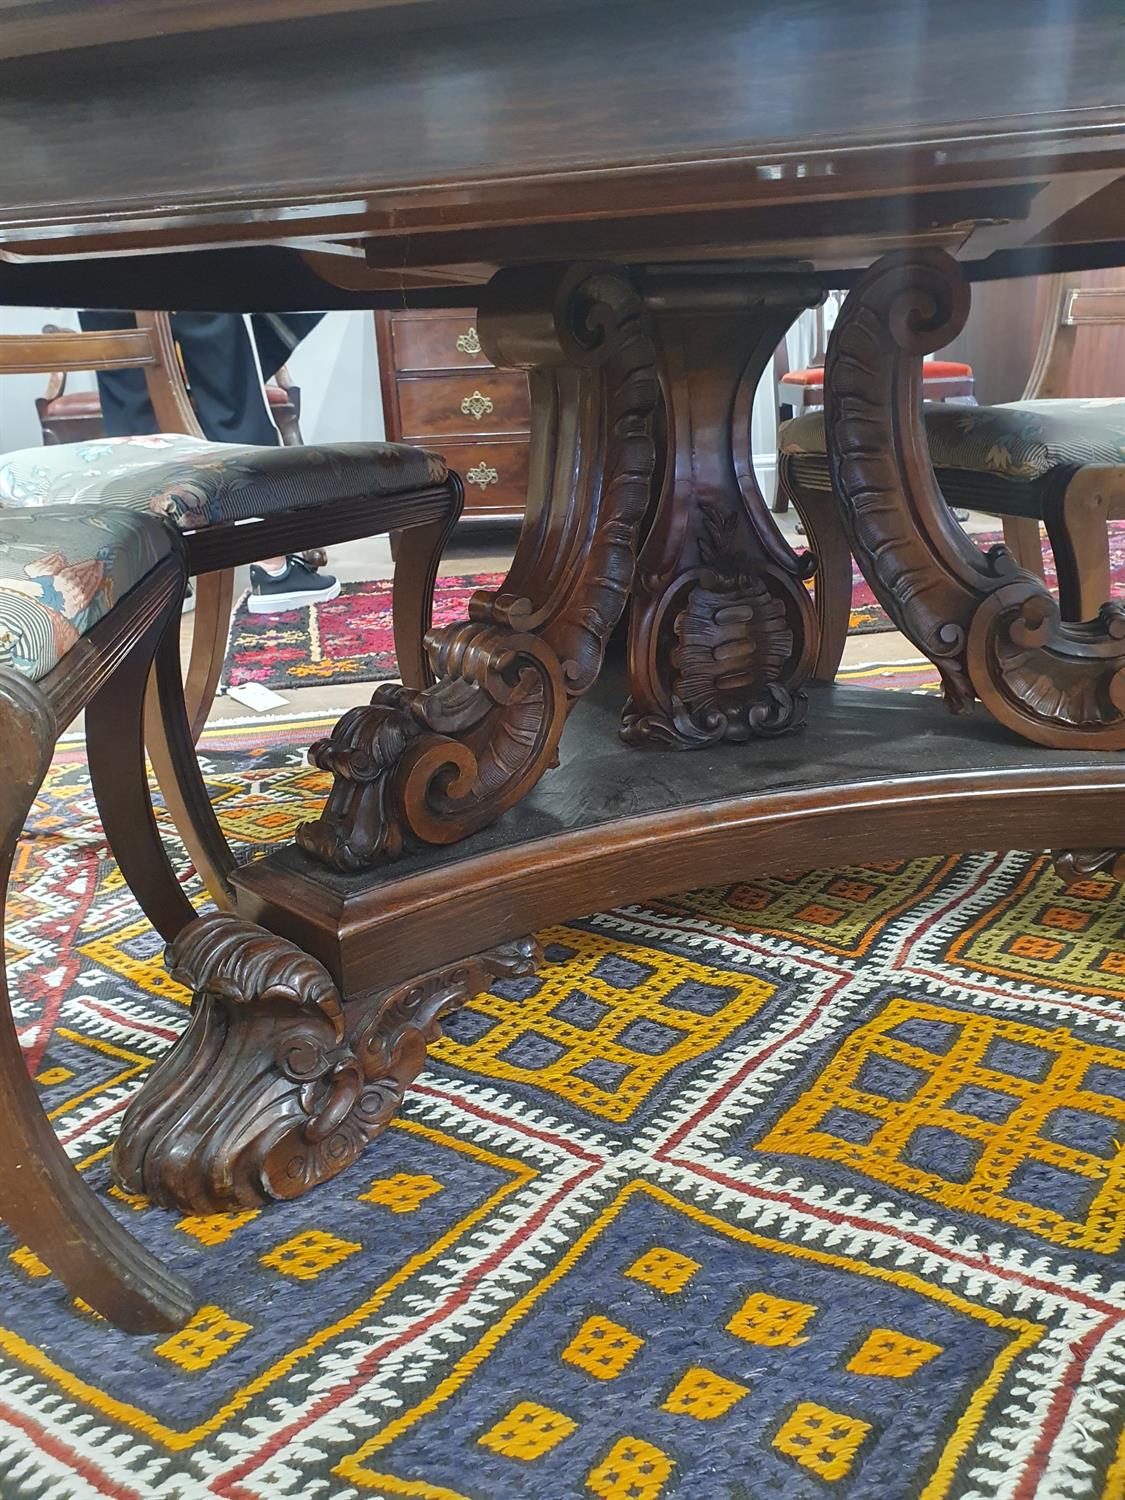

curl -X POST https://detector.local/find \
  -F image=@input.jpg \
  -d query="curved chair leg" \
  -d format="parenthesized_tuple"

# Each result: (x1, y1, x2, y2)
(1044, 471, 1114, 622)
(391, 494, 462, 690)
(87, 603, 208, 941)
(183, 566, 235, 741)
(781, 463, 852, 682)
(1001, 516, 1047, 583)
(0, 672, 194, 1333)
(143, 617, 238, 913)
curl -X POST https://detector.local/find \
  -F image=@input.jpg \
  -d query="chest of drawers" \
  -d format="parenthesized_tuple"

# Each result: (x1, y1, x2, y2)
(374, 309, 530, 521)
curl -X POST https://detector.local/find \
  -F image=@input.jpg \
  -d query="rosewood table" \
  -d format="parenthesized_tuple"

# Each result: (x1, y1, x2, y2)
(2, 0, 1124, 1213)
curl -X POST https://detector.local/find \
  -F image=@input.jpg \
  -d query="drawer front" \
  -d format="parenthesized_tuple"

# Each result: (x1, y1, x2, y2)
(391, 313, 490, 372)
(398, 371, 530, 441)
(443, 440, 529, 515)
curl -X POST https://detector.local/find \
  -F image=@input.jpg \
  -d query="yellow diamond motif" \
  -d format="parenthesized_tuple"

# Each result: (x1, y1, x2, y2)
(624, 1246, 700, 1294)
(155, 1306, 251, 1371)
(36, 1066, 73, 1086)
(727, 1291, 816, 1346)
(108, 1185, 151, 1212)
(847, 1327, 943, 1378)
(661, 1365, 749, 1421)
(261, 1229, 362, 1281)
(177, 1209, 261, 1245)
(71, 1298, 106, 1322)
(587, 1436, 673, 1500)
(10, 1246, 50, 1278)
(562, 1314, 644, 1380)
(358, 1172, 443, 1214)
(478, 1400, 577, 1461)
(773, 1401, 871, 1482)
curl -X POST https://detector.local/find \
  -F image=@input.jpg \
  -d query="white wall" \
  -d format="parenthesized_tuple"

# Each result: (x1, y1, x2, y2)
(0, 307, 383, 452)
(0, 307, 96, 454)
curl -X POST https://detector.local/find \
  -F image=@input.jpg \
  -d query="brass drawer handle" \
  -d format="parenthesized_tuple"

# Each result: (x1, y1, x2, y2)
(460, 390, 494, 422)
(466, 462, 499, 489)
(456, 326, 482, 356)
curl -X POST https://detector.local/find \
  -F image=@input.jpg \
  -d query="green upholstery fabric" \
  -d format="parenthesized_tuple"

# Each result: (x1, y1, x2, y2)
(0, 433, 449, 532)
(780, 399, 1125, 480)
(0, 505, 176, 682)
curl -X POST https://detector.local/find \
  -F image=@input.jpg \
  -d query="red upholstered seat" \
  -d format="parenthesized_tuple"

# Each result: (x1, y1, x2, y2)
(781, 358, 972, 387)
(41, 391, 103, 419)
(265, 384, 291, 407)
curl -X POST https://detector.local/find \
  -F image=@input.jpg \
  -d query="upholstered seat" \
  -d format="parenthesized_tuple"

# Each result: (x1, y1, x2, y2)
(0, 433, 448, 531)
(780, 398, 1125, 479)
(0, 504, 175, 681)
(779, 357, 972, 389)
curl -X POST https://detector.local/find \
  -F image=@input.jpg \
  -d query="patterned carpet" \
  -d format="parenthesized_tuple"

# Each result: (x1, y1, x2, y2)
(3, 715, 1124, 1499)
(222, 573, 505, 690)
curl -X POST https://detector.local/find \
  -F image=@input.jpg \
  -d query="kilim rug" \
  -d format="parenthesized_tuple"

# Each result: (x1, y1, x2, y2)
(3, 714, 1125, 1499)
(221, 572, 505, 690)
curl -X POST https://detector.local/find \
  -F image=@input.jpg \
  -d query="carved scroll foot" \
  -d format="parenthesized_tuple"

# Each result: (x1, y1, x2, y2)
(1054, 848, 1125, 888)
(624, 273, 822, 748)
(297, 263, 658, 870)
(112, 914, 541, 1213)
(825, 248, 1125, 749)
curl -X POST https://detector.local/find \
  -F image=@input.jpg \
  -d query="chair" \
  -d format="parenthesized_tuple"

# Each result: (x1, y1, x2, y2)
(1, 315, 463, 904)
(37, 328, 305, 448)
(776, 280, 1125, 678)
(771, 294, 974, 515)
(0, 503, 195, 1332)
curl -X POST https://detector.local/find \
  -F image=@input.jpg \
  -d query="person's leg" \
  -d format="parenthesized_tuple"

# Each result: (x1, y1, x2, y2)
(78, 309, 160, 436)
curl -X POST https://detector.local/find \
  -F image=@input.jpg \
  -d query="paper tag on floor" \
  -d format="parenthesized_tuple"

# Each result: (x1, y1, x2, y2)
(225, 682, 288, 712)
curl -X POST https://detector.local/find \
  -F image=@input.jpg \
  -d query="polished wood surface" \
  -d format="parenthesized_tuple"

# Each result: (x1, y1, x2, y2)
(0, 0, 1121, 308)
(233, 673, 1125, 993)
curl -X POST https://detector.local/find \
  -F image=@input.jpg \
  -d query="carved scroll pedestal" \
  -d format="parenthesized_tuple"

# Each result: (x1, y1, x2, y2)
(623, 272, 822, 746)
(116, 250, 1125, 1217)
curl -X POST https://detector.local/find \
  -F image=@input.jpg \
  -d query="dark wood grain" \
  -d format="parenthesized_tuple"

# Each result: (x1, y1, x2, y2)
(0, 0, 1121, 288)
(231, 672, 1125, 995)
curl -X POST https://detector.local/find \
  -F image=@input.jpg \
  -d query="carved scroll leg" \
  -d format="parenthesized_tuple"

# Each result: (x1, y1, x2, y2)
(825, 249, 1125, 749)
(623, 274, 821, 746)
(297, 264, 658, 873)
(113, 912, 541, 1212)
(0, 673, 194, 1332)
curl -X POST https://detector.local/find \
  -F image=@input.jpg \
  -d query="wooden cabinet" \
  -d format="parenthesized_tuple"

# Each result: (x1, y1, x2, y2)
(374, 309, 530, 521)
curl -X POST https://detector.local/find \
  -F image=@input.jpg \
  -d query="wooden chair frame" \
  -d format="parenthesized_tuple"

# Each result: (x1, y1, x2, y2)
(0, 542, 196, 1333)
(997, 277, 1125, 613)
(0, 315, 463, 907)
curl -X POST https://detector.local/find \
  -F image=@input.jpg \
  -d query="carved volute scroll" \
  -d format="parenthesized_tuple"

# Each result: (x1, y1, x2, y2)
(623, 273, 822, 746)
(824, 249, 1125, 748)
(298, 264, 658, 870)
(113, 913, 541, 1212)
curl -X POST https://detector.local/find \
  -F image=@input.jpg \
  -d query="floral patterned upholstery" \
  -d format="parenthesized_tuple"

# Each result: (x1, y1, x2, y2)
(0, 505, 175, 683)
(0, 434, 449, 532)
(780, 399, 1125, 480)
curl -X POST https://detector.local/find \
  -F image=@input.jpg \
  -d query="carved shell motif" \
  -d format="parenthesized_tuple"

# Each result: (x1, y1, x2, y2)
(671, 577, 793, 715)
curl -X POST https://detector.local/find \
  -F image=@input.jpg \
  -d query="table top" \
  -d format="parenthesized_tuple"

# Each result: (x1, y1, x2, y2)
(1, 0, 1122, 308)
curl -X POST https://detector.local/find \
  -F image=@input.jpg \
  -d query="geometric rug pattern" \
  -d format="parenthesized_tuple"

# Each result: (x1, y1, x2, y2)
(222, 572, 506, 690)
(1, 716, 1123, 1498)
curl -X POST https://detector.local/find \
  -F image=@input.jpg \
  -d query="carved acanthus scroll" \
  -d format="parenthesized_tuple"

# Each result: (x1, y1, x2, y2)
(824, 249, 1125, 749)
(113, 914, 541, 1213)
(298, 264, 658, 870)
(623, 274, 821, 747)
